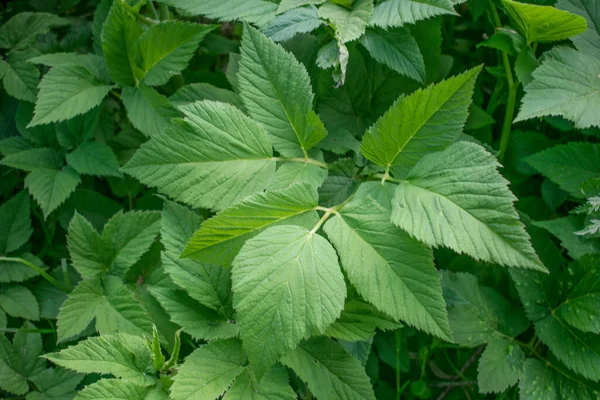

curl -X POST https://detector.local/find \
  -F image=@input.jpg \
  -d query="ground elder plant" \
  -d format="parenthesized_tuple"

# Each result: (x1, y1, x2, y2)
(0, 0, 599, 399)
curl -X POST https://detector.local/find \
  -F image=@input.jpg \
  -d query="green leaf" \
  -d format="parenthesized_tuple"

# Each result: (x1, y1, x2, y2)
(264, 6, 324, 42)
(0, 332, 36, 395)
(519, 358, 598, 400)
(359, 27, 425, 83)
(154, 0, 278, 25)
(526, 143, 600, 198)
(136, 21, 216, 86)
(318, 0, 373, 43)
(66, 142, 122, 178)
(281, 336, 376, 400)
(0, 253, 44, 283)
(183, 183, 319, 265)
(148, 287, 239, 340)
(57, 276, 153, 342)
(45, 333, 155, 386)
(28, 368, 83, 400)
(232, 225, 346, 378)
(268, 162, 328, 190)
(556, 255, 600, 334)
(75, 379, 167, 400)
(325, 298, 401, 341)
(1, 148, 63, 172)
(68, 211, 161, 279)
(238, 23, 326, 156)
(0, 284, 39, 320)
(515, 46, 600, 129)
(0, 191, 31, 254)
(324, 196, 452, 341)
(501, 0, 587, 44)
(123, 100, 275, 211)
(3, 60, 40, 103)
(361, 66, 481, 178)
(28, 65, 113, 127)
(223, 365, 296, 400)
(101, 0, 143, 86)
(477, 337, 525, 393)
(28, 53, 110, 81)
(0, 12, 69, 49)
(278, 0, 326, 13)
(557, 0, 600, 56)
(442, 272, 530, 346)
(535, 313, 600, 381)
(101, 211, 162, 278)
(25, 166, 81, 218)
(391, 142, 544, 271)
(121, 84, 180, 137)
(170, 83, 244, 109)
(535, 215, 600, 259)
(170, 339, 247, 400)
(370, 0, 457, 28)
(160, 200, 233, 315)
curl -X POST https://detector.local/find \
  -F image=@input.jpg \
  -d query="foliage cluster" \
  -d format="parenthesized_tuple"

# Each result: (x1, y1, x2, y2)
(0, 0, 599, 399)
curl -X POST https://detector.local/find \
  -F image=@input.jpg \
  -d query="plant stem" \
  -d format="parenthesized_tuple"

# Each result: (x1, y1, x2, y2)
(273, 157, 329, 169)
(159, 3, 170, 20)
(489, 0, 519, 163)
(119, 0, 158, 25)
(396, 329, 401, 400)
(0, 257, 69, 293)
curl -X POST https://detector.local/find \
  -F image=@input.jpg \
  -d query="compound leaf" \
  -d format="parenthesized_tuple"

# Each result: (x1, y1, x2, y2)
(370, 0, 457, 29)
(391, 142, 544, 271)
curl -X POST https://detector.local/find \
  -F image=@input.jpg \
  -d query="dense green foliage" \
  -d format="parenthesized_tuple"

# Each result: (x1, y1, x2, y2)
(0, 0, 599, 399)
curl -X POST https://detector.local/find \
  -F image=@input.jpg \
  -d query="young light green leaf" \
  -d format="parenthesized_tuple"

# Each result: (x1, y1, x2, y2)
(515, 46, 600, 129)
(66, 142, 123, 178)
(359, 27, 425, 83)
(370, 0, 458, 29)
(501, 0, 587, 43)
(25, 166, 81, 218)
(442, 272, 530, 346)
(264, 6, 324, 42)
(238, 23, 326, 156)
(391, 142, 545, 271)
(281, 336, 376, 400)
(232, 225, 346, 378)
(123, 100, 275, 211)
(318, 0, 373, 43)
(56, 278, 103, 343)
(0, 191, 31, 254)
(101, 0, 143, 86)
(170, 339, 247, 400)
(0, 284, 39, 320)
(160, 200, 233, 315)
(121, 84, 180, 137)
(324, 196, 452, 341)
(28, 66, 114, 127)
(136, 21, 216, 86)
(149, 287, 239, 341)
(45, 333, 155, 386)
(526, 143, 600, 198)
(361, 66, 481, 178)
(183, 183, 319, 265)
(477, 337, 525, 393)
(67, 213, 108, 279)
(0, 12, 69, 49)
